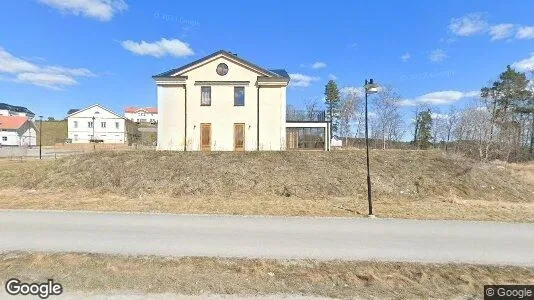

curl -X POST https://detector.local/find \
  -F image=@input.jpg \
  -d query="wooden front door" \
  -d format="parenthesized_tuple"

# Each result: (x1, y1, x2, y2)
(200, 123, 211, 151)
(234, 123, 245, 151)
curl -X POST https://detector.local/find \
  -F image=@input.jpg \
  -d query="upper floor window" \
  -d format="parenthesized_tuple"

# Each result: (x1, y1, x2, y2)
(88, 121, 93, 128)
(101, 122, 106, 128)
(234, 87, 245, 106)
(115, 122, 120, 129)
(201, 86, 211, 106)
(73, 121, 78, 128)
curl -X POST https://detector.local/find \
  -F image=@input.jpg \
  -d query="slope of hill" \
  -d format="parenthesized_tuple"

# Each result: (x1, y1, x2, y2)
(1, 150, 533, 221)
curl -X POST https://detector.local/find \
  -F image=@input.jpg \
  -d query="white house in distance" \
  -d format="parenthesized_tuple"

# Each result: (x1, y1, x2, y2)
(0, 116, 37, 146)
(0, 103, 35, 120)
(124, 107, 158, 123)
(154, 50, 330, 151)
(67, 104, 126, 143)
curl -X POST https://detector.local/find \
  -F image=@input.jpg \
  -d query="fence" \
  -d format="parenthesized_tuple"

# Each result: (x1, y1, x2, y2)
(0, 143, 156, 160)
(286, 109, 326, 122)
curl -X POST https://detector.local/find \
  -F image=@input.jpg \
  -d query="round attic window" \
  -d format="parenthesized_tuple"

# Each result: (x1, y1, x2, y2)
(216, 63, 228, 76)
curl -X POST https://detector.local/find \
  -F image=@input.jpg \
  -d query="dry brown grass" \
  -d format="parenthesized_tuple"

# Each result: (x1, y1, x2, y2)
(1, 252, 533, 299)
(1, 150, 533, 222)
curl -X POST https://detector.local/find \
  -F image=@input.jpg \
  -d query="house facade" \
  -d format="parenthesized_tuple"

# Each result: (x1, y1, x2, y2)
(154, 50, 330, 151)
(67, 104, 126, 144)
(124, 107, 158, 123)
(0, 116, 37, 146)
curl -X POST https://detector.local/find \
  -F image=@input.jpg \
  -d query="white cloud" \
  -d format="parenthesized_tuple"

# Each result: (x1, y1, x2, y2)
(490, 24, 515, 41)
(17, 73, 77, 90)
(429, 49, 447, 63)
(37, 0, 127, 21)
(512, 53, 534, 72)
(401, 52, 411, 62)
(0, 49, 40, 73)
(289, 73, 319, 87)
(0, 47, 94, 89)
(398, 90, 478, 106)
(348, 42, 358, 49)
(516, 26, 534, 40)
(42, 66, 95, 77)
(328, 73, 337, 80)
(397, 99, 417, 107)
(448, 13, 488, 36)
(311, 62, 327, 69)
(447, 13, 534, 42)
(121, 38, 194, 58)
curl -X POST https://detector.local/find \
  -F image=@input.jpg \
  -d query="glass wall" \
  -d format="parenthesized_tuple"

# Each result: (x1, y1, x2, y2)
(286, 127, 325, 150)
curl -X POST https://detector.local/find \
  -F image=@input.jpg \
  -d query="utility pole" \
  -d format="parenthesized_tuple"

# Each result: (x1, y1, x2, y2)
(39, 116, 43, 159)
(92, 116, 96, 151)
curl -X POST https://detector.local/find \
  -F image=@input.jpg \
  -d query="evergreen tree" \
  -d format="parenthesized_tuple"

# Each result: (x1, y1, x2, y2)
(481, 65, 533, 158)
(324, 80, 340, 137)
(417, 109, 433, 149)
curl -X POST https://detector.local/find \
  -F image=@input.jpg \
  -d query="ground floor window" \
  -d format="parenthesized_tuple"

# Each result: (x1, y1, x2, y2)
(286, 127, 325, 150)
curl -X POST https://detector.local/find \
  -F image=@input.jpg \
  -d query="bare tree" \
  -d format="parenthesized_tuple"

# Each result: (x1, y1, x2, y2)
(373, 85, 403, 149)
(305, 98, 321, 120)
(454, 106, 492, 159)
(444, 106, 459, 151)
(338, 89, 360, 144)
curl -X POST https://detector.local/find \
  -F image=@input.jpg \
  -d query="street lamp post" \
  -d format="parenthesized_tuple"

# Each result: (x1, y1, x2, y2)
(364, 79, 379, 217)
(39, 116, 43, 159)
(92, 116, 96, 150)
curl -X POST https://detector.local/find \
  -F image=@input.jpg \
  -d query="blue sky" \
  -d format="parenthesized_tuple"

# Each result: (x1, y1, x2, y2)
(1, 0, 533, 120)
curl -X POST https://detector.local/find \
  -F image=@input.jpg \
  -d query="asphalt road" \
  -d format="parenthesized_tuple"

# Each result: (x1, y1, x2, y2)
(1, 210, 533, 266)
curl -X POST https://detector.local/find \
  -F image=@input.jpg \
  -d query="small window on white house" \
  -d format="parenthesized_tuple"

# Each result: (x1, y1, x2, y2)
(73, 121, 78, 128)
(115, 122, 119, 129)
(88, 121, 93, 128)
(101, 122, 106, 128)
(1, 136, 7, 142)
(234, 87, 245, 106)
(201, 86, 211, 106)
(73, 134, 78, 141)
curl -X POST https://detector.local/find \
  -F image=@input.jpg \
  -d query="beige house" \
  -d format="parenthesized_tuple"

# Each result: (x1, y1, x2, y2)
(154, 50, 330, 151)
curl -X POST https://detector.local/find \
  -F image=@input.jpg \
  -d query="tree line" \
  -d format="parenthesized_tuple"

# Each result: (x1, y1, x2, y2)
(297, 65, 534, 162)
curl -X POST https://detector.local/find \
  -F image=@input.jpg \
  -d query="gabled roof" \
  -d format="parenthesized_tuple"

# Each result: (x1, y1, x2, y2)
(268, 69, 290, 78)
(153, 50, 290, 80)
(0, 103, 35, 116)
(67, 108, 80, 115)
(0, 116, 29, 130)
(125, 107, 157, 114)
(67, 104, 123, 119)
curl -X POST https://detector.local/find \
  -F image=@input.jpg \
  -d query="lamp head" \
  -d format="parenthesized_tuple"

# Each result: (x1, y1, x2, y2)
(365, 78, 379, 94)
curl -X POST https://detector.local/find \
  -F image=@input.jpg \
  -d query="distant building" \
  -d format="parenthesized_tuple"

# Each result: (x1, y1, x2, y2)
(67, 104, 126, 144)
(66, 108, 80, 115)
(124, 107, 158, 123)
(0, 103, 35, 120)
(0, 116, 37, 146)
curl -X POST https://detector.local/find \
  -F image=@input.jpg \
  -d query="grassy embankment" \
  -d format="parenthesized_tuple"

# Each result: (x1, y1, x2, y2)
(1, 150, 533, 222)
